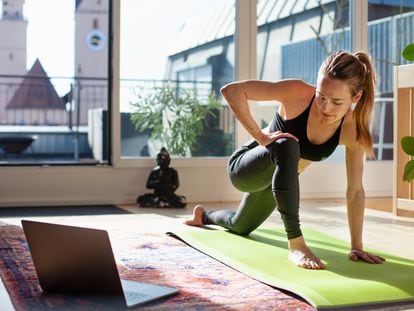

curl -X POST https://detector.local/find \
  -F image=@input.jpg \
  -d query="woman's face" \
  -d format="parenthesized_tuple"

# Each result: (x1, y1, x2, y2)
(315, 75, 361, 124)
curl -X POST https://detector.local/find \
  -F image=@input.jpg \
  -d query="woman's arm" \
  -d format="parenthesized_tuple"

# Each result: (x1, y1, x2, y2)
(345, 144, 385, 263)
(220, 79, 310, 145)
(345, 145, 365, 251)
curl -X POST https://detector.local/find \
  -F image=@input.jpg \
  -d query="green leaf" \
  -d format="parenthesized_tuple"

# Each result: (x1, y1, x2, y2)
(130, 83, 223, 157)
(404, 160, 414, 182)
(402, 43, 414, 61)
(401, 136, 414, 155)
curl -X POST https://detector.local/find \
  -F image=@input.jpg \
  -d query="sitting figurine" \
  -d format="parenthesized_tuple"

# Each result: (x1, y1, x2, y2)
(137, 147, 187, 208)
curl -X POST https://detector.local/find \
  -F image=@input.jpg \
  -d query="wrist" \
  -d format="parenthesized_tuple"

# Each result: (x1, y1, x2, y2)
(248, 126, 262, 136)
(252, 130, 266, 144)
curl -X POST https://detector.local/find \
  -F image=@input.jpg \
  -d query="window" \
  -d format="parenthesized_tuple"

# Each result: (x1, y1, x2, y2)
(119, 0, 235, 158)
(255, 0, 351, 162)
(0, 0, 110, 165)
(1, 0, 392, 206)
(368, 0, 414, 160)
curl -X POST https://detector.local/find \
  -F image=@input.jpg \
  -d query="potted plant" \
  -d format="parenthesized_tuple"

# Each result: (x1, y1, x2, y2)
(130, 83, 222, 157)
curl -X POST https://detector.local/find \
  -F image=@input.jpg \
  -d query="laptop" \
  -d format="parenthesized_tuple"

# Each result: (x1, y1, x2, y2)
(21, 220, 179, 308)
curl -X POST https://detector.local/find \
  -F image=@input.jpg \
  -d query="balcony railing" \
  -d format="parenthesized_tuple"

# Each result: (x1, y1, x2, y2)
(0, 73, 396, 164)
(0, 76, 219, 163)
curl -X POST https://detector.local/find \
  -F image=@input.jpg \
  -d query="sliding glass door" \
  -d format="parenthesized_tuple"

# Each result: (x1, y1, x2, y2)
(0, 0, 110, 165)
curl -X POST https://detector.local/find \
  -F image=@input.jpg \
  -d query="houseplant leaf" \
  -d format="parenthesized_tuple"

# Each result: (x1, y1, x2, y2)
(403, 160, 414, 182)
(402, 43, 414, 61)
(130, 83, 222, 157)
(401, 136, 414, 155)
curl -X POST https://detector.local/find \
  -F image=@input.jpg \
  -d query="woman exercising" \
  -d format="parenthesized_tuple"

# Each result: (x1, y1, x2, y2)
(185, 51, 385, 270)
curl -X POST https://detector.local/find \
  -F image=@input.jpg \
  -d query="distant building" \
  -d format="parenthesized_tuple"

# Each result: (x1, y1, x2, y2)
(0, 0, 26, 76)
(74, 0, 108, 125)
(0, 0, 27, 125)
(6, 59, 66, 125)
(0, 0, 108, 126)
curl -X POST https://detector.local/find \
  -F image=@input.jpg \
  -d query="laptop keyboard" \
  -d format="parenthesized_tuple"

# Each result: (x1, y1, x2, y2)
(124, 290, 149, 302)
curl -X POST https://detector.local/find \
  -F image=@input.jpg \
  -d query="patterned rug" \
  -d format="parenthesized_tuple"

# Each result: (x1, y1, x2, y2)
(0, 222, 314, 310)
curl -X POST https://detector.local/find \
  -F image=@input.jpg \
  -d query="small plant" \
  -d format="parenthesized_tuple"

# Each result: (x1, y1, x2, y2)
(401, 136, 414, 182)
(130, 83, 221, 157)
(402, 43, 414, 62)
(400, 44, 414, 182)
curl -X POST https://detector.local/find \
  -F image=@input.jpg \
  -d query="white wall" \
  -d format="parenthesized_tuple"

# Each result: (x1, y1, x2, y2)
(0, 160, 392, 207)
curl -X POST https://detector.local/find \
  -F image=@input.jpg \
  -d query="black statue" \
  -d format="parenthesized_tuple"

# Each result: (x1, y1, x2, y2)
(137, 147, 187, 208)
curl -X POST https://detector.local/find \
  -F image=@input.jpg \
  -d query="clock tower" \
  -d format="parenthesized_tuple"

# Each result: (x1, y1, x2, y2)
(74, 0, 109, 125)
(75, 0, 108, 78)
(0, 0, 27, 75)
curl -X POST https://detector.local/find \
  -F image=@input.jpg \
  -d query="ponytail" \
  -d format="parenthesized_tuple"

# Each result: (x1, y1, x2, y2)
(353, 52, 376, 158)
(319, 51, 376, 158)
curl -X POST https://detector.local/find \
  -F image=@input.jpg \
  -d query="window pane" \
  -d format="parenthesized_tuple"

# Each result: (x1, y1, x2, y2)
(0, 0, 110, 165)
(256, 0, 350, 162)
(368, 0, 414, 160)
(120, 0, 235, 158)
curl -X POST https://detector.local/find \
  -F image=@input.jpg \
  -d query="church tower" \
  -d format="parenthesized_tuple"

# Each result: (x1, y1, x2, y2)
(75, 0, 108, 78)
(0, 0, 27, 75)
(74, 0, 109, 126)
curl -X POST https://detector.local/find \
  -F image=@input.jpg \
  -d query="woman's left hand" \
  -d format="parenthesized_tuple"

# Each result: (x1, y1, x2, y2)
(348, 249, 385, 264)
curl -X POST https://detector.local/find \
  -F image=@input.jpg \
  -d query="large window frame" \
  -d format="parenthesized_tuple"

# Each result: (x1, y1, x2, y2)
(111, 0, 391, 193)
(112, 0, 255, 168)
(111, 1, 377, 161)
(0, 0, 392, 208)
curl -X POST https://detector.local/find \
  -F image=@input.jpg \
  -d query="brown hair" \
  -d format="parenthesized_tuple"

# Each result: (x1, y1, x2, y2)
(319, 51, 376, 158)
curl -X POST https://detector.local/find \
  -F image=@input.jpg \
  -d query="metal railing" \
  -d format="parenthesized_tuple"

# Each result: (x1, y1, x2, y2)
(0, 75, 108, 126)
(0, 76, 221, 162)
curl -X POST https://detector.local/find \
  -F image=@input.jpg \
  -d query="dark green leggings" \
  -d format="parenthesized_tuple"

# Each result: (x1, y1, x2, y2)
(203, 138, 302, 240)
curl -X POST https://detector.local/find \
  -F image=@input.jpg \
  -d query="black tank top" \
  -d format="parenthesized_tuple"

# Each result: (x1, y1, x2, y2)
(269, 95, 344, 161)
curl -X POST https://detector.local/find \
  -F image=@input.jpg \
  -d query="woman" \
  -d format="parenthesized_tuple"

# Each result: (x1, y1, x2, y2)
(185, 51, 385, 270)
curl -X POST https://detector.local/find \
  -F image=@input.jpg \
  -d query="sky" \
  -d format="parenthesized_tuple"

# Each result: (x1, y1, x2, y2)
(120, 0, 229, 80)
(22, 0, 229, 82)
(24, 0, 74, 80)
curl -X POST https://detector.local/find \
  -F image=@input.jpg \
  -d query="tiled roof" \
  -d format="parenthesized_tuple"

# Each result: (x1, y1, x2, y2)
(7, 59, 65, 110)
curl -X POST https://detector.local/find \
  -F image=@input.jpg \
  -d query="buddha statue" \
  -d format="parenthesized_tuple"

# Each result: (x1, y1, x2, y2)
(137, 147, 187, 208)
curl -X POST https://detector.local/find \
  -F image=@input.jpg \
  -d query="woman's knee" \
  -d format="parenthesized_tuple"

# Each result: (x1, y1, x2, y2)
(267, 137, 300, 164)
(227, 146, 274, 192)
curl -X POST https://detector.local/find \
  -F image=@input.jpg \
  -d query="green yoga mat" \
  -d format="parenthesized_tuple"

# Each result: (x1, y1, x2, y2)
(168, 226, 414, 310)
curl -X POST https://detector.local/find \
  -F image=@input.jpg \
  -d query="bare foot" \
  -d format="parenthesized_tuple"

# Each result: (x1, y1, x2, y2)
(184, 205, 205, 227)
(288, 236, 326, 270)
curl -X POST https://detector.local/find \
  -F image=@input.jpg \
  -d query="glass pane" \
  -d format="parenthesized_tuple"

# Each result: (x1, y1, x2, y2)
(368, 0, 414, 160)
(0, 0, 110, 165)
(120, 0, 235, 158)
(256, 0, 351, 163)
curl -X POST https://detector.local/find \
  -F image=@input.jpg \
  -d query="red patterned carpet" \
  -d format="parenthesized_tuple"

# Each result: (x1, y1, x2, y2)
(0, 222, 314, 310)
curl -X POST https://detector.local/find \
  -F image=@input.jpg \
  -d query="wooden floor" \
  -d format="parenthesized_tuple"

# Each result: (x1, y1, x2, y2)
(1, 197, 414, 311)
(332, 197, 393, 213)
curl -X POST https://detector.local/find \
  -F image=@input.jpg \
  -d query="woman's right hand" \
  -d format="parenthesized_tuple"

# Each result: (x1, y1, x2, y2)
(256, 130, 299, 146)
